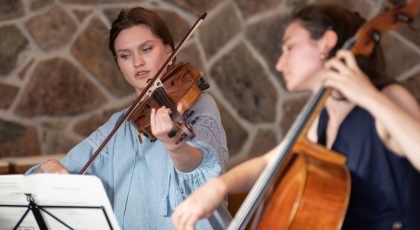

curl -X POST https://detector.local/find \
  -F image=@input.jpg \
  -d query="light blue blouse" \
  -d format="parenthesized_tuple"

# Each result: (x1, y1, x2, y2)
(27, 93, 231, 229)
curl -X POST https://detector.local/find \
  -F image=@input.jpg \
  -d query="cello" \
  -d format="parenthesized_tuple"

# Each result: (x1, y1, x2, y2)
(228, 1, 419, 229)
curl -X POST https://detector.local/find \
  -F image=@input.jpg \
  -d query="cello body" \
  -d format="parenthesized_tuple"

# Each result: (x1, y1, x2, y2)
(253, 140, 350, 229)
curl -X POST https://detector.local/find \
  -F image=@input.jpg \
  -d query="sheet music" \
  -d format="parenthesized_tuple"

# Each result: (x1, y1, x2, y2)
(0, 174, 120, 230)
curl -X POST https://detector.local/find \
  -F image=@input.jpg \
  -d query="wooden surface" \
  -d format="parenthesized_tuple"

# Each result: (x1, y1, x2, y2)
(228, 192, 248, 216)
(0, 153, 66, 174)
(0, 160, 9, 174)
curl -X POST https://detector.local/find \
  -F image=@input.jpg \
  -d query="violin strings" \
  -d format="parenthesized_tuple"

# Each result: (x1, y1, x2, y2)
(156, 87, 177, 112)
(153, 87, 181, 119)
(152, 87, 169, 108)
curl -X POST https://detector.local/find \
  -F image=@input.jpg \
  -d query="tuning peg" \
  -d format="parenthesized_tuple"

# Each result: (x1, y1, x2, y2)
(191, 117, 199, 125)
(175, 133, 188, 145)
(183, 110, 195, 120)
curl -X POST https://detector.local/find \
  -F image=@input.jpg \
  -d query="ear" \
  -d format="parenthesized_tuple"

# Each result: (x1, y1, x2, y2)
(320, 30, 338, 55)
(165, 44, 173, 55)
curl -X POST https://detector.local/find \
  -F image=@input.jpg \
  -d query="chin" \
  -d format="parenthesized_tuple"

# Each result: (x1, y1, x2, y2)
(285, 83, 298, 92)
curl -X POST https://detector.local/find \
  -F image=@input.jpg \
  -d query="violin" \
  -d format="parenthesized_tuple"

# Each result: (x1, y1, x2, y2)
(79, 13, 207, 174)
(228, 1, 418, 229)
(127, 62, 209, 143)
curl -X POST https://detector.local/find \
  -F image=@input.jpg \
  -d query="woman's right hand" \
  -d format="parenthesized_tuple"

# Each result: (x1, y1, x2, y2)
(172, 177, 227, 230)
(323, 50, 379, 108)
(35, 159, 69, 174)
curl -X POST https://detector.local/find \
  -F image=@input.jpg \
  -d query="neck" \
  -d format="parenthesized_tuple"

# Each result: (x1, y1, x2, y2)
(309, 69, 328, 94)
(325, 97, 355, 120)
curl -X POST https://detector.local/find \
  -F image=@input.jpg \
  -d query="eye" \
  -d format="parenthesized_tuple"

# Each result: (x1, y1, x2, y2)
(281, 46, 288, 53)
(118, 53, 130, 60)
(143, 46, 153, 53)
(282, 44, 293, 54)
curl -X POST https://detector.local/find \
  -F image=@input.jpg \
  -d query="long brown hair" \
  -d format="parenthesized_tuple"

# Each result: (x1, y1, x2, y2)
(291, 4, 394, 88)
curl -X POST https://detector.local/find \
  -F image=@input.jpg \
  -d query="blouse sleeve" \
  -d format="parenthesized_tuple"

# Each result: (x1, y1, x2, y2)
(182, 93, 227, 174)
(25, 111, 124, 175)
(169, 93, 229, 201)
(61, 111, 124, 174)
(163, 94, 231, 228)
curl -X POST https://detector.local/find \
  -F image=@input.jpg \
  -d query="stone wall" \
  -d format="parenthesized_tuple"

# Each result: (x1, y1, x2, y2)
(1, 0, 419, 167)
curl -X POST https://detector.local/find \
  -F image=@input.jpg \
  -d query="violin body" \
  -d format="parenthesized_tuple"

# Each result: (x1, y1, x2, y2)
(128, 62, 208, 141)
(252, 139, 350, 229)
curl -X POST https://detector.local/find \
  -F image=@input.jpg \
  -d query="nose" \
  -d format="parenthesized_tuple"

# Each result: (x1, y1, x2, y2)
(133, 53, 145, 67)
(275, 54, 285, 73)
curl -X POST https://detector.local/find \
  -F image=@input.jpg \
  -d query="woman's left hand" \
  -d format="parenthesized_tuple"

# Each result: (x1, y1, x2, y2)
(172, 178, 227, 230)
(150, 106, 177, 144)
(323, 50, 380, 107)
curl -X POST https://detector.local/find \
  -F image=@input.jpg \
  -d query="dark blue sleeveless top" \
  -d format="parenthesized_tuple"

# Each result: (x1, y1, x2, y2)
(317, 106, 420, 230)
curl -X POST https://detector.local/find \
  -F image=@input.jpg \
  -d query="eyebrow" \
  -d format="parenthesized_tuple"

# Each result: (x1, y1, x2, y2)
(281, 36, 290, 46)
(116, 40, 154, 53)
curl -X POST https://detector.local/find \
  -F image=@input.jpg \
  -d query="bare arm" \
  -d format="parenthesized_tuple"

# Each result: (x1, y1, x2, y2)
(362, 88, 420, 171)
(172, 143, 281, 230)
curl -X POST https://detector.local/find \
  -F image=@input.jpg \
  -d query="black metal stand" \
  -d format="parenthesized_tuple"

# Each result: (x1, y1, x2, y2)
(0, 193, 113, 230)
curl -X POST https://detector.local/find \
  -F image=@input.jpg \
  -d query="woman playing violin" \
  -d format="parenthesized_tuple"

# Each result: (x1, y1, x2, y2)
(173, 3, 420, 230)
(26, 7, 230, 229)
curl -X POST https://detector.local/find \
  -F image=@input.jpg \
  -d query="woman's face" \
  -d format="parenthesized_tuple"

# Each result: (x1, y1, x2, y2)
(114, 25, 172, 94)
(276, 21, 326, 92)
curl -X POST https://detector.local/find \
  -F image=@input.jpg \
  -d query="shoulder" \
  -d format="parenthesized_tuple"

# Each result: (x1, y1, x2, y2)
(375, 84, 420, 155)
(99, 109, 127, 129)
(195, 93, 218, 109)
(382, 83, 414, 99)
(109, 109, 127, 123)
(87, 109, 128, 144)
(192, 93, 221, 118)
(381, 83, 420, 118)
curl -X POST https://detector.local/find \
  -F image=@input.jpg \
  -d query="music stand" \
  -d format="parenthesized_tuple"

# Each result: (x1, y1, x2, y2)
(0, 194, 114, 230)
(0, 193, 113, 230)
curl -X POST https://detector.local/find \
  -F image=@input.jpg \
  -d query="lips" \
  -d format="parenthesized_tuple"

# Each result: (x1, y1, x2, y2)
(135, 70, 149, 79)
(282, 72, 290, 81)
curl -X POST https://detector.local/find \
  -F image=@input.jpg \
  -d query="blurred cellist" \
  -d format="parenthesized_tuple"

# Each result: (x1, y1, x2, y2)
(173, 3, 420, 230)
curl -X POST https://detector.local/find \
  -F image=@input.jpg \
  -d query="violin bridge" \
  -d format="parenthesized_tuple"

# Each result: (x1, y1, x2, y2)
(146, 78, 164, 97)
